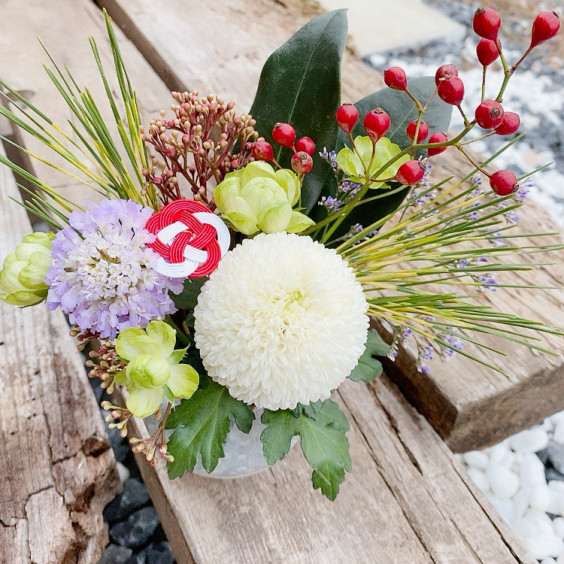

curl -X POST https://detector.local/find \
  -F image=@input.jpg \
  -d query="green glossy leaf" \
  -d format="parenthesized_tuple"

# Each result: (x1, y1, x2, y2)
(348, 329, 390, 383)
(261, 399, 351, 501)
(249, 10, 348, 213)
(166, 377, 255, 477)
(172, 277, 208, 310)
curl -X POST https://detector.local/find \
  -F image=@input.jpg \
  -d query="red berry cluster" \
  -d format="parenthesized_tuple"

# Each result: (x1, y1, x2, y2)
(375, 8, 559, 196)
(251, 123, 316, 175)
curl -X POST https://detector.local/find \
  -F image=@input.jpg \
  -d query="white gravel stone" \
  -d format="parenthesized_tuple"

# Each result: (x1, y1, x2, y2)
(509, 428, 550, 454)
(541, 558, 557, 564)
(554, 421, 564, 445)
(487, 464, 520, 499)
(530, 484, 551, 513)
(463, 450, 489, 470)
(488, 496, 514, 524)
(466, 468, 489, 492)
(520, 453, 547, 486)
(524, 509, 555, 536)
(552, 517, 564, 538)
(116, 461, 130, 483)
(513, 517, 537, 538)
(513, 487, 531, 521)
(524, 534, 564, 560)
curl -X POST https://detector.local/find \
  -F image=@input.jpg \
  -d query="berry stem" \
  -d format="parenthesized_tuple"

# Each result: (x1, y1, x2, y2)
(511, 47, 533, 74)
(455, 144, 490, 176)
(460, 130, 496, 146)
(481, 66, 487, 102)
(456, 104, 471, 127)
(404, 88, 423, 112)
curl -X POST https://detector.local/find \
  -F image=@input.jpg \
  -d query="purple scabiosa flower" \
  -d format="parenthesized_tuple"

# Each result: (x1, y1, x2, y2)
(45, 199, 183, 340)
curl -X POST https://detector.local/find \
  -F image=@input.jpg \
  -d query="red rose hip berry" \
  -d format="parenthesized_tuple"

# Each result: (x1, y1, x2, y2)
(434, 63, 458, 86)
(272, 123, 296, 148)
(251, 140, 274, 161)
(291, 151, 313, 174)
(475, 100, 505, 129)
(437, 77, 465, 105)
(335, 104, 359, 134)
(295, 136, 316, 155)
(406, 120, 429, 143)
(395, 160, 426, 185)
(490, 170, 518, 195)
(530, 12, 560, 48)
(476, 38, 500, 66)
(364, 108, 391, 142)
(427, 132, 449, 156)
(495, 112, 520, 135)
(473, 7, 501, 40)
(384, 67, 408, 90)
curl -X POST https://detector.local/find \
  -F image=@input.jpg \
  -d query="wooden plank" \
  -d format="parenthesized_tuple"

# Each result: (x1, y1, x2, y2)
(121, 376, 535, 564)
(0, 0, 171, 207)
(0, 142, 121, 563)
(97, 0, 564, 451)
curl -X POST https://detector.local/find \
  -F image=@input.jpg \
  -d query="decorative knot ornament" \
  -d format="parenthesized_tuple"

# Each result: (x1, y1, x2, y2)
(145, 199, 230, 278)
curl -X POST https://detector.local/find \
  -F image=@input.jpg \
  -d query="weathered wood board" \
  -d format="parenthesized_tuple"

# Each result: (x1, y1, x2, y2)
(97, 0, 564, 452)
(122, 376, 535, 564)
(0, 0, 171, 207)
(0, 143, 121, 564)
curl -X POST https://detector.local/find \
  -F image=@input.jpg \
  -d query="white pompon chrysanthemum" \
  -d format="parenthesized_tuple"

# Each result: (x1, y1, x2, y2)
(194, 232, 369, 410)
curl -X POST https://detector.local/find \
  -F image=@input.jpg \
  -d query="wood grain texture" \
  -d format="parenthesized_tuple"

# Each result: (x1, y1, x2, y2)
(0, 0, 170, 207)
(120, 376, 535, 564)
(0, 143, 121, 563)
(97, 0, 564, 451)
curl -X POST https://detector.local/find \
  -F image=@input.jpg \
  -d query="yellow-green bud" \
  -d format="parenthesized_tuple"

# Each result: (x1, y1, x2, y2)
(336, 136, 410, 188)
(214, 161, 314, 235)
(127, 354, 171, 388)
(0, 232, 55, 306)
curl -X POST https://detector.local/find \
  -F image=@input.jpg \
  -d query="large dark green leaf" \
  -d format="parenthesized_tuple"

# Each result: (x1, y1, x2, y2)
(249, 10, 348, 213)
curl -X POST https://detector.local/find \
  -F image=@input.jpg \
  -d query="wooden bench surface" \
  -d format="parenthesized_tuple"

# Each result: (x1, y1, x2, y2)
(0, 143, 121, 564)
(124, 376, 535, 563)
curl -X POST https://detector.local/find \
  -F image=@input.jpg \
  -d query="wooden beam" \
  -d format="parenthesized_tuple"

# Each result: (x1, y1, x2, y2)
(0, 142, 121, 563)
(121, 376, 535, 563)
(97, 0, 564, 452)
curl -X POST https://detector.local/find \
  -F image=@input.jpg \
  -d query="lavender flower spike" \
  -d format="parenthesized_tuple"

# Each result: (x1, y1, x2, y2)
(45, 199, 183, 339)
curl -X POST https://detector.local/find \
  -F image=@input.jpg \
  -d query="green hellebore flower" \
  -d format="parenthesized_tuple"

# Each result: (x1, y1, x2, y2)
(336, 135, 410, 188)
(114, 320, 199, 418)
(0, 231, 55, 307)
(213, 161, 314, 235)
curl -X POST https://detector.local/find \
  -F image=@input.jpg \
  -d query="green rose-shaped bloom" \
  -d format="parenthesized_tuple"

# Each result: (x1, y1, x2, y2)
(336, 136, 410, 189)
(214, 161, 314, 235)
(0, 231, 55, 306)
(115, 320, 199, 418)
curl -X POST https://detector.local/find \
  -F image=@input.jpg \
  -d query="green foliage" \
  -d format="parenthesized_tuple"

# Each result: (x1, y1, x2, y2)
(172, 277, 208, 310)
(348, 329, 390, 382)
(249, 10, 348, 213)
(324, 77, 453, 239)
(166, 376, 255, 477)
(346, 77, 452, 153)
(261, 399, 351, 501)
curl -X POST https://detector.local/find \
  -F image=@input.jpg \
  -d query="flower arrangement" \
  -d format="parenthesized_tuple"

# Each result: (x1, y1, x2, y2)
(0, 8, 561, 500)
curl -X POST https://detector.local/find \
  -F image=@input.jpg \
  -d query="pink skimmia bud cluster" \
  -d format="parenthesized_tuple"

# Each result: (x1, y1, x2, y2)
(141, 91, 258, 207)
(251, 122, 316, 175)
(333, 7, 561, 197)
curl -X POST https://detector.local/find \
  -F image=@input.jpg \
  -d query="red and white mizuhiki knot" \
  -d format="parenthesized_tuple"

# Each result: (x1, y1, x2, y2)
(144, 199, 230, 278)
